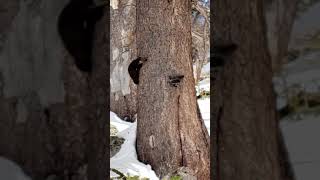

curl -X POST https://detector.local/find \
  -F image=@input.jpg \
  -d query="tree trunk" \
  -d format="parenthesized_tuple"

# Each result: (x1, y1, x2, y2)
(265, 0, 298, 74)
(0, 1, 108, 179)
(212, 0, 283, 180)
(136, 0, 210, 179)
(86, 5, 109, 180)
(265, 0, 298, 179)
(110, 0, 138, 119)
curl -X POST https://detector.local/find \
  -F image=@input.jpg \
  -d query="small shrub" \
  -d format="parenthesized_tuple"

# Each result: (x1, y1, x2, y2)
(110, 168, 150, 180)
(169, 175, 183, 180)
(197, 90, 210, 99)
(110, 136, 125, 157)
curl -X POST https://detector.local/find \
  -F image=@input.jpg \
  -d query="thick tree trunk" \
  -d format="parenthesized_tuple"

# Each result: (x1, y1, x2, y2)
(86, 5, 109, 180)
(212, 0, 283, 180)
(136, 0, 210, 179)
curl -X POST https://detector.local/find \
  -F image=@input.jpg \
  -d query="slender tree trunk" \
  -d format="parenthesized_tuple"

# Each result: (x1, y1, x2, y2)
(212, 0, 283, 179)
(136, 0, 210, 179)
(265, 0, 298, 74)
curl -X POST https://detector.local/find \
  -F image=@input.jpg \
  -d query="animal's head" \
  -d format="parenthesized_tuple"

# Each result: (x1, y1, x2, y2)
(138, 57, 148, 64)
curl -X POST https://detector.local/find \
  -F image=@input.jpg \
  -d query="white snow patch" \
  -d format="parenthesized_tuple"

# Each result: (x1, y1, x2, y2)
(110, 95, 210, 179)
(110, 0, 119, 10)
(198, 79, 210, 91)
(110, 112, 159, 180)
(196, 78, 210, 96)
(201, 62, 210, 75)
(280, 117, 320, 180)
(0, 157, 31, 180)
(198, 98, 210, 135)
(274, 52, 320, 90)
(273, 51, 320, 109)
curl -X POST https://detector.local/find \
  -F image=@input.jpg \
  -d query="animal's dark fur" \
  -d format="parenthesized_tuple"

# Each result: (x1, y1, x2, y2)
(212, 43, 238, 67)
(128, 57, 148, 84)
(58, 0, 105, 72)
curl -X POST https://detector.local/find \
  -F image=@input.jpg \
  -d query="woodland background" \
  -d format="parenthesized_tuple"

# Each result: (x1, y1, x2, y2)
(0, 0, 319, 180)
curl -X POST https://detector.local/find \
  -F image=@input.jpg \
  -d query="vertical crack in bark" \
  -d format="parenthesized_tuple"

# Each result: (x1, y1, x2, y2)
(177, 95, 184, 166)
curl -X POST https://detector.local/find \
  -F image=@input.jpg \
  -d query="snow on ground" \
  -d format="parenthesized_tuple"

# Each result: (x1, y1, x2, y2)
(198, 98, 210, 135)
(110, 112, 159, 180)
(110, 95, 210, 179)
(110, 74, 210, 179)
(280, 116, 320, 180)
(197, 78, 210, 93)
(273, 51, 320, 110)
(202, 62, 210, 75)
(0, 157, 31, 180)
(274, 52, 320, 92)
(195, 63, 210, 95)
(197, 75, 210, 134)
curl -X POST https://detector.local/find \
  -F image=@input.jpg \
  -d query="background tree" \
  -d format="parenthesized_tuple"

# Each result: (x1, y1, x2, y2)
(212, 0, 285, 179)
(192, 0, 210, 84)
(264, 0, 298, 179)
(264, 0, 298, 74)
(135, 0, 210, 179)
(110, 0, 210, 119)
(110, 0, 138, 119)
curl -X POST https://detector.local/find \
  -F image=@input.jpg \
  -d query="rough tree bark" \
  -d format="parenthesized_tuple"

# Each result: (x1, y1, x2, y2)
(136, 0, 210, 179)
(86, 4, 109, 180)
(0, 1, 108, 180)
(110, 0, 138, 119)
(212, 0, 284, 180)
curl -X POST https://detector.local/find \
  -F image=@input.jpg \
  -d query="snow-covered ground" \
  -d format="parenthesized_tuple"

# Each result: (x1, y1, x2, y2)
(197, 73, 211, 134)
(0, 157, 31, 180)
(0, 95, 209, 180)
(202, 63, 210, 75)
(110, 112, 159, 179)
(281, 116, 320, 180)
(274, 54, 320, 179)
(273, 51, 320, 91)
(198, 98, 210, 135)
(110, 96, 210, 179)
(196, 62, 210, 94)
(278, 2, 320, 179)
(196, 78, 210, 94)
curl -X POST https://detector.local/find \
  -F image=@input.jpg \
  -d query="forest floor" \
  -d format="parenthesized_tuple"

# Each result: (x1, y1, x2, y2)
(281, 116, 320, 180)
(110, 97, 210, 179)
